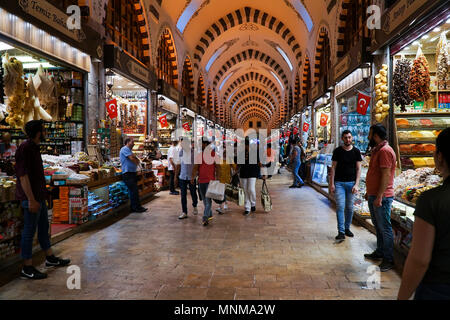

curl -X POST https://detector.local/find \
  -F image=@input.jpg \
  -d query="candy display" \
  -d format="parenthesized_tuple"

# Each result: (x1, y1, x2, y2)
(394, 167, 442, 202)
(409, 48, 431, 102)
(0, 201, 22, 260)
(392, 59, 412, 111)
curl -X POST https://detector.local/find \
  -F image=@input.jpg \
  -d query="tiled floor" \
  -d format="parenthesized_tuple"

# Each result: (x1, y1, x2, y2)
(0, 170, 401, 300)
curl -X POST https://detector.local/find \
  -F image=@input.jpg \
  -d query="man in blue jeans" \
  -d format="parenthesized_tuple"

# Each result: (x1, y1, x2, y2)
(289, 138, 304, 188)
(15, 120, 70, 280)
(120, 137, 147, 213)
(330, 130, 362, 242)
(364, 124, 397, 272)
(178, 138, 198, 219)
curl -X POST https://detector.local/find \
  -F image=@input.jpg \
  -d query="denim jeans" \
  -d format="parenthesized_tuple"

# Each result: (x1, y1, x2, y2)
(293, 161, 304, 186)
(123, 172, 141, 210)
(21, 200, 51, 260)
(414, 282, 450, 300)
(198, 183, 212, 222)
(169, 170, 176, 193)
(368, 195, 394, 262)
(180, 179, 198, 214)
(334, 181, 355, 234)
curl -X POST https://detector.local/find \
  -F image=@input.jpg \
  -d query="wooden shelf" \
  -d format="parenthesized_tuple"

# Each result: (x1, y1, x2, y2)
(395, 112, 450, 117)
(398, 140, 436, 144)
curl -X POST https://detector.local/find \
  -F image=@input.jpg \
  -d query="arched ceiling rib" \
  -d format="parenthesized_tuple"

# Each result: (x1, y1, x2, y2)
(222, 72, 282, 103)
(235, 100, 274, 119)
(231, 90, 277, 113)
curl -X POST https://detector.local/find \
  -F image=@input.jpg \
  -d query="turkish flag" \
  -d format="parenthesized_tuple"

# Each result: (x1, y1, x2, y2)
(357, 92, 371, 115)
(106, 99, 118, 119)
(293, 127, 299, 135)
(159, 114, 168, 128)
(182, 122, 190, 131)
(302, 122, 310, 132)
(286, 131, 291, 137)
(320, 113, 328, 126)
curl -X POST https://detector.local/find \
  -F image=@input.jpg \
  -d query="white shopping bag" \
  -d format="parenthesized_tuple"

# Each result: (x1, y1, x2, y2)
(205, 180, 225, 201)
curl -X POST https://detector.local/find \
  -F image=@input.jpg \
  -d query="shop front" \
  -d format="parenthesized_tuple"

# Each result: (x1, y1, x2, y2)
(196, 115, 206, 141)
(362, 0, 450, 256)
(156, 79, 182, 156)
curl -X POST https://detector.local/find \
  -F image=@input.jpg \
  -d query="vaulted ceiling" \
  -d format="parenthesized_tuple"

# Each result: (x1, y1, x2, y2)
(154, 0, 330, 129)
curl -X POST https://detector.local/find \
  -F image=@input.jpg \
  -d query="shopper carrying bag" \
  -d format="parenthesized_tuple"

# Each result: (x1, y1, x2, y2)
(206, 180, 225, 201)
(261, 180, 272, 212)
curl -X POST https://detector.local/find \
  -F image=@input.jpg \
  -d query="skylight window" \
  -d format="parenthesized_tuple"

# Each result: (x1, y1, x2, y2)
(219, 72, 234, 91)
(205, 45, 226, 72)
(292, 0, 313, 32)
(227, 87, 240, 103)
(276, 46, 293, 71)
(176, 0, 202, 33)
(270, 71, 284, 91)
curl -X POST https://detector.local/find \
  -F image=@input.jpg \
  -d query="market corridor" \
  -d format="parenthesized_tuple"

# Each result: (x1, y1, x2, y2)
(0, 172, 401, 300)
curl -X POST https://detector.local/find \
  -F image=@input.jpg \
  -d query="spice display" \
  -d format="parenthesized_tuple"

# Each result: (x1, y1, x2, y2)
(374, 64, 389, 122)
(409, 47, 431, 102)
(392, 59, 412, 111)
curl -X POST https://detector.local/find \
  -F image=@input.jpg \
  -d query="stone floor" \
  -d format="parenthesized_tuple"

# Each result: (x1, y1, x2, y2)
(0, 170, 402, 300)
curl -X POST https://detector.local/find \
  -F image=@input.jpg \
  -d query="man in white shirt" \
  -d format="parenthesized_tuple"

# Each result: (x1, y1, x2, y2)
(167, 139, 180, 195)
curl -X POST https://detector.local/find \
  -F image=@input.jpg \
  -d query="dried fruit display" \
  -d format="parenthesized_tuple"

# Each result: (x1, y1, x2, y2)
(392, 58, 412, 111)
(409, 48, 431, 102)
(374, 64, 389, 123)
(436, 32, 450, 83)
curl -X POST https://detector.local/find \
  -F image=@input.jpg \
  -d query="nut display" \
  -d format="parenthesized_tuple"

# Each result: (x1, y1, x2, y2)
(374, 64, 389, 122)
(409, 50, 431, 102)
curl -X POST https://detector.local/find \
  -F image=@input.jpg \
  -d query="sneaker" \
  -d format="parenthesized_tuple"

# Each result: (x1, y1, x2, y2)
(208, 216, 213, 221)
(135, 207, 147, 213)
(335, 233, 345, 242)
(223, 203, 228, 210)
(216, 208, 224, 215)
(364, 251, 384, 261)
(251, 206, 256, 212)
(379, 259, 395, 272)
(20, 266, 48, 280)
(45, 255, 71, 268)
(289, 185, 297, 188)
(296, 183, 304, 188)
(178, 213, 188, 219)
(345, 229, 354, 237)
(170, 191, 180, 195)
(193, 207, 198, 215)
(202, 220, 209, 226)
(243, 211, 250, 216)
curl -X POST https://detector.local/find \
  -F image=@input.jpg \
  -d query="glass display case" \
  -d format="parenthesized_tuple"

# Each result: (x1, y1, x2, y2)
(311, 153, 332, 186)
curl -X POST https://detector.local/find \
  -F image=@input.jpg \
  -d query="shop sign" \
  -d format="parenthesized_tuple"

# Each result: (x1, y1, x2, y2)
(105, 99, 118, 119)
(18, 0, 85, 42)
(356, 92, 371, 115)
(319, 113, 329, 127)
(293, 127, 299, 135)
(370, 0, 442, 52)
(334, 55, 351, 82)
(127, 60, 149, 84)
(310, 78, 325, 102)
(1, 1, 103, 60)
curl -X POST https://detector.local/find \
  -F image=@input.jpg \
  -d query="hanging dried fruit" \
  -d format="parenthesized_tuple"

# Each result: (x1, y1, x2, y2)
(436, 32, 450, 83)
(392, 58, 412, 112)
(409, 48, 431, 102)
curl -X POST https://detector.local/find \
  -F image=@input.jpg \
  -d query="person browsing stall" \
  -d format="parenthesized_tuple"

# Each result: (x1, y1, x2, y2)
(120, 137, 147, 213)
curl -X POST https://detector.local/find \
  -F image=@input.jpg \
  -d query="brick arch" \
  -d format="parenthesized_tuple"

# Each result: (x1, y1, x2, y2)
(193, 7, 302, 68)
(212, 49, 289, 89)
(294, 73, 300, 106)
(336, 0, 371, 58)
(207, 88, 213, 113)
(314, 26, 331, 85)
(223, 72, 282, 103)
(235, 101, 273, 120)
(239, 111, 270, 126)
(196, 74, 206, 106)
(181, 56, 194, 99)
(302, 55, 312, 96)
(156, 27, 179, 88)
(238, 108, 270, 123)
(105, 0, 151, 65)
(230, 88, 277, 112)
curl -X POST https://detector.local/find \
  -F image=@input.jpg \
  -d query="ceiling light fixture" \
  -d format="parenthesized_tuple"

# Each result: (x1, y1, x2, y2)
(433, 27, 440, 32)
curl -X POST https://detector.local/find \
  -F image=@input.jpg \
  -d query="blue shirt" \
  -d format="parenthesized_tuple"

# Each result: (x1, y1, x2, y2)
(179, 148, 194, 180)
(120, 146, 137, 173)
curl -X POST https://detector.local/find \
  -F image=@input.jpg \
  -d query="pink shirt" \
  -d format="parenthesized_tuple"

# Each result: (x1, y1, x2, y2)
(366, 141, 396, 197)
(197, 151, 216, 184)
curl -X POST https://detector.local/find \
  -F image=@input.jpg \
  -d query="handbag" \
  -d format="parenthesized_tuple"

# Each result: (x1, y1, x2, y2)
(261, 180, 272, 212)
(225, 184, 245, 206)
(205, 180, 225, 201)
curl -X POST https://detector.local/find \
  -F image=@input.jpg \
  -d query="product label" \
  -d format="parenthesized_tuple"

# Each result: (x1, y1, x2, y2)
(413, 101, 424, 110)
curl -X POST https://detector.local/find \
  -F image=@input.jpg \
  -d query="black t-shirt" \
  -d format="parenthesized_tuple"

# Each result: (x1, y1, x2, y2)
(331, 146, 363, 182)
(414, 178, 450, 284)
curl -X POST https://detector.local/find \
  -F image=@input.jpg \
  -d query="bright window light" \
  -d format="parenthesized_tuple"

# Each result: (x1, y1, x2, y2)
(22, 62, 55, 69)
(227, 87, 240, 103)
(0, 41, 13, 51)
(176, 0, 201, 33)
(292, 0, 313, 31)
(276, 46, 293, 71)
(270, 71, 284, 91)
(206, 45, 226, 72)
(14, 56, 38, 63)
(219, 72, 234, 91)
